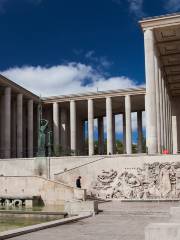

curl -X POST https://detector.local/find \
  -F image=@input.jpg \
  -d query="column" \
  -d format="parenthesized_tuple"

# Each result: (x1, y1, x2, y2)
(70, 100, 76, 154)
(60, 108, 68, 153)
(159, 68, 164, 152)
(106, 97, 113, 154)
(172, 115, 177, 154)
(167, 94, 170, 152)
(162, 79, 167, 150)
(0, 95, 5, 158)
(123, 113, 126, 154)
(137, 111, 143, 153)
(154, 54, 161, 154)
(27, 99, 33, 158)
(144, 29, 157, 154)
(112, 114, 116, 154)
(88, 99, 94, 156)
(78, 120, 84, 155)
(11, 99, 17, 158)
(165, 86, 169, 151)
(98, 117, 104, 155)
(170, 100, 173, 153)
(168, 95, 172, 153)
(53, 102, 60, 153)
(4, 87, 11, 158)
(125, 95, 132, 154)
(17, 94, 23, 158)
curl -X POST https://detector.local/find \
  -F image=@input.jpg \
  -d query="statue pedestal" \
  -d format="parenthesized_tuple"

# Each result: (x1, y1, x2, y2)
(34, 157, 50, 178)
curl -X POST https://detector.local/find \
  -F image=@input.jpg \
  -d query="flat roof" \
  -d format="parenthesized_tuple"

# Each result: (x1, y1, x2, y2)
(142, 12, 180, 21)
(139, 12, 180, 30)
(0, 74, 39, 102)
(43, 87, 146, 103)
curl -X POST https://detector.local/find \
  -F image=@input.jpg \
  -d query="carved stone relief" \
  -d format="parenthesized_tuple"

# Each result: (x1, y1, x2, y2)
(92, 162, 180, 200)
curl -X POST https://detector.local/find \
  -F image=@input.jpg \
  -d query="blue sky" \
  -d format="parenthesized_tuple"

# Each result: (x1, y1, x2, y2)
(0, 0, 178, 142)
(0, 0, 178, 96)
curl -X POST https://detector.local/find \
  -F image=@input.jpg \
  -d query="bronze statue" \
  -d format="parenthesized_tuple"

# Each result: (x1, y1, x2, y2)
(37, 102, 49, 157)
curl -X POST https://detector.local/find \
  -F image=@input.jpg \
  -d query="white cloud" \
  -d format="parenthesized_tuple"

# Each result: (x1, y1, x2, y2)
(0, 63, 140, 97)
(165, 0, 180, 11)
(85, 50, 113, 69)
(127, 0, 145, 18)
(112, 0, 145, 18)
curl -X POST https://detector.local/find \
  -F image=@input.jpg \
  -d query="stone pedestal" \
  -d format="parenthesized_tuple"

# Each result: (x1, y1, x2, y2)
(65, 200, 98, 215)
(34, 157, 49, 178)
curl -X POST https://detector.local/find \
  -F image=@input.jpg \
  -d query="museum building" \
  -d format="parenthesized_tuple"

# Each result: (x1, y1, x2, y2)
(0, 13, 180, 158)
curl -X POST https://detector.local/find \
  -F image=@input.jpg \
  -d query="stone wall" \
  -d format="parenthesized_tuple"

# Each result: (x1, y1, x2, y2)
(1, 155, 180, 201)
(0, 176, 75, 205)
(0, 158, 34, 176)
(54, 155, 180, 200)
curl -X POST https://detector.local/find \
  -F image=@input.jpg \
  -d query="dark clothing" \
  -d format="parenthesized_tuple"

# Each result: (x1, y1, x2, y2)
(76, 178, 81, 188)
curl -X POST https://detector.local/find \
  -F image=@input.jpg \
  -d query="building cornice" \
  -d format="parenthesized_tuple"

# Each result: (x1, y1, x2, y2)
(0, 74, 39, 102)
(139, 13, 180, 30)
(43, 87, 146, 104)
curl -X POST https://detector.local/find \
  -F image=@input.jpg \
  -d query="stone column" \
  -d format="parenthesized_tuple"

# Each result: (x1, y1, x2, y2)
(78, 120, 84, 155)
(70, 100, 76, 154)
(88, 99, 94, 156)
(162, 79, 167, 150)
(165, 86, 169, 151)
(53, 102, 60, 153)
(17, 94, 23, 158)
(11, 99, 17, 158)
(112, 114, 116, 154)
(0, 95, 5, 158)
(154, 54, 161, 154)
(123, 113, 126, 154)
(125, 95, 132, 154)
(27, 99, 33, 158)
(98, 117, 104, 155)
(144, 29, 157, 154)
(4, 87, 11, 158)
(170, 100, 173, 153)
(137, 111, 143, 153)
(172, 115, 177, 154)
(60, 108, 68, 153)
(106, 97, 113, 155)
(159, 68, 164, 153)
(167, 94, 170, 152)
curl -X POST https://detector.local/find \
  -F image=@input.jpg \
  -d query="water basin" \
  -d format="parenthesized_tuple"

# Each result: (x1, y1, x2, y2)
(0, 205, 66, 232)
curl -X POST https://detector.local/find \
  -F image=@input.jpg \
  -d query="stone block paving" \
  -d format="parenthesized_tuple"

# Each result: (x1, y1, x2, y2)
(10, 201, 180, 240)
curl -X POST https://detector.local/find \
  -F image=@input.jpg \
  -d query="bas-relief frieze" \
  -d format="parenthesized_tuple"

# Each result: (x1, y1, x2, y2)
(92, 162, 180, 200)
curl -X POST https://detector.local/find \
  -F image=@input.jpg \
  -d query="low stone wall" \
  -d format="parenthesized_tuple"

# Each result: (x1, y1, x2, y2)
(0, 176, 75, 205)
(1, 155, 180, 201)
(54, 154, 180, 201)
(0, 158, 34, 176)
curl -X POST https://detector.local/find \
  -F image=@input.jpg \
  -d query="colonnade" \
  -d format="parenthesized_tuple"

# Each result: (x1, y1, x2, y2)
(0, 87, 35, 158)
(52, 95, 144, 156)
(144, 29, 173, 154)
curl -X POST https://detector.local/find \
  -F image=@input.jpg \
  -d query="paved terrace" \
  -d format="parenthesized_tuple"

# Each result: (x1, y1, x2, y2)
(10, 201, 180, 240)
